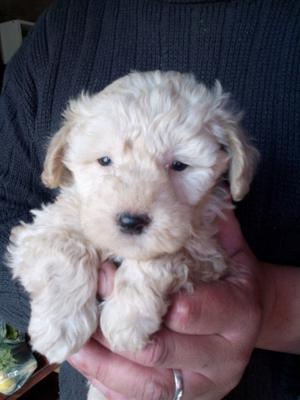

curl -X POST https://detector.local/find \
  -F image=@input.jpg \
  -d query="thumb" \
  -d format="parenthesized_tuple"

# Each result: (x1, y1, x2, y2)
(217, 207, 248, 258)
(217, 207, 259, 291)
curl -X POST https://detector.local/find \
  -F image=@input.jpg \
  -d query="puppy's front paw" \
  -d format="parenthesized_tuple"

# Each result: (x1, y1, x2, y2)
(100, 298, 161, 352)
(29, 302, 98, 364)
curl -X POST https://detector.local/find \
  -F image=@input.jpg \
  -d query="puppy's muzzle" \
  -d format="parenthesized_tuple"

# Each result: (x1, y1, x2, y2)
(117, 213, 151, 235)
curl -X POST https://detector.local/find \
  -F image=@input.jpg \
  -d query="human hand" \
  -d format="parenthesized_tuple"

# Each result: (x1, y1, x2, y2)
(69, 207, 263, 400)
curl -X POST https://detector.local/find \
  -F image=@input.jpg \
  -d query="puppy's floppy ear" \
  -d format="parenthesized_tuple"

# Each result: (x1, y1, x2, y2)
(41, 122, 72, 189)
(209, 82, 259, 201)
(224, 125, 259, 201)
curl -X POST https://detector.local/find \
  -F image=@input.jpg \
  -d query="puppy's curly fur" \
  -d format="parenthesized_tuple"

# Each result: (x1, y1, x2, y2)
(7, 71, 258, 400)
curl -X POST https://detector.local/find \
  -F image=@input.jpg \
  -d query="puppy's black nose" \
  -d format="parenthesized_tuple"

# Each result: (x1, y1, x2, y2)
(117, 213, 151, 235)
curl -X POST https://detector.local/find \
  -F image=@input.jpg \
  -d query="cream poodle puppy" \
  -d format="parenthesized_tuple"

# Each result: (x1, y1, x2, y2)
(7, 71, 258, 399)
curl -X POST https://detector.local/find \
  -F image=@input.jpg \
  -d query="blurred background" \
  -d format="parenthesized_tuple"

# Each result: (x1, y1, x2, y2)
(0, 0, 52, 22)
(0, 0, 52, 87)
(0, 4, 58, 400)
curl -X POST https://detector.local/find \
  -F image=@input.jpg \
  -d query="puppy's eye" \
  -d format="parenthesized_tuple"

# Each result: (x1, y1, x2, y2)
(170, 160, 188, 171)
(98, 156, 112, 166)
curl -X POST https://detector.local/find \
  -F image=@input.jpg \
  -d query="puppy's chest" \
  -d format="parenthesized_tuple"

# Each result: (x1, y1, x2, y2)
(102, 249, 207, 281)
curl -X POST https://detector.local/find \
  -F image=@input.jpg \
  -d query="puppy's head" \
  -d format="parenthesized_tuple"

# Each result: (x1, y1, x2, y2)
(42, 71, 258, 260)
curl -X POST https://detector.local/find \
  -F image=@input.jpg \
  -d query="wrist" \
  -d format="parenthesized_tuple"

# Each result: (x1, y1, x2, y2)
(256, 262, 300, 354)
(255, 262, 277, 350)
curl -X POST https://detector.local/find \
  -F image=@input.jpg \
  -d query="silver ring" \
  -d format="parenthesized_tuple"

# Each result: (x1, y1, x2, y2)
(172, 369, 184, 400)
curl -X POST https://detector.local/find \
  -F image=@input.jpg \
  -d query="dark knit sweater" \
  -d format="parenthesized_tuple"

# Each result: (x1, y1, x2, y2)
(0, 0, 299, 398)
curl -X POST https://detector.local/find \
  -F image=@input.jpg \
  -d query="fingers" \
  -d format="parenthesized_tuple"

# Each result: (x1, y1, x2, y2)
(166, 277, 260, 339)
(166, 281, 233, 335)
(217, 207, 257, 270)
(69, 338, 175, 400)
(69, 338, 218, 400)
(89, 372, 215, 400)
(88, 380, 128, 400)
(94, 329, 236, 379)
(98, 261, 117, 298)
(217, 207, 245, 256)
(91, 330, 246, 400)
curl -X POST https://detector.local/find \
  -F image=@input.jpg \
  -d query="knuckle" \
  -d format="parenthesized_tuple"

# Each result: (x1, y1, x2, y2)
(172, 296, 195, 329)
(140, 376, 172, 400)
(144, 336, 169, 367)
(69, 353, 90, 376)
(94, 360, 109, 383)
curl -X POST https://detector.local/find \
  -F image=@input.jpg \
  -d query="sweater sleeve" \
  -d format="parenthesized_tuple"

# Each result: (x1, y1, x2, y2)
(0, 10, 53, 333)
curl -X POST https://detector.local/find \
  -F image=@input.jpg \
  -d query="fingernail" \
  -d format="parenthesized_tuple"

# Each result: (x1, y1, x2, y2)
(68, 351, 82, 366)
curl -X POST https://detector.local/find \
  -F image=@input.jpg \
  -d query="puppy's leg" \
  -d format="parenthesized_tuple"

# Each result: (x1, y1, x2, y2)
(8, 221, 99, 364)
(100, 255, 189, 352)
